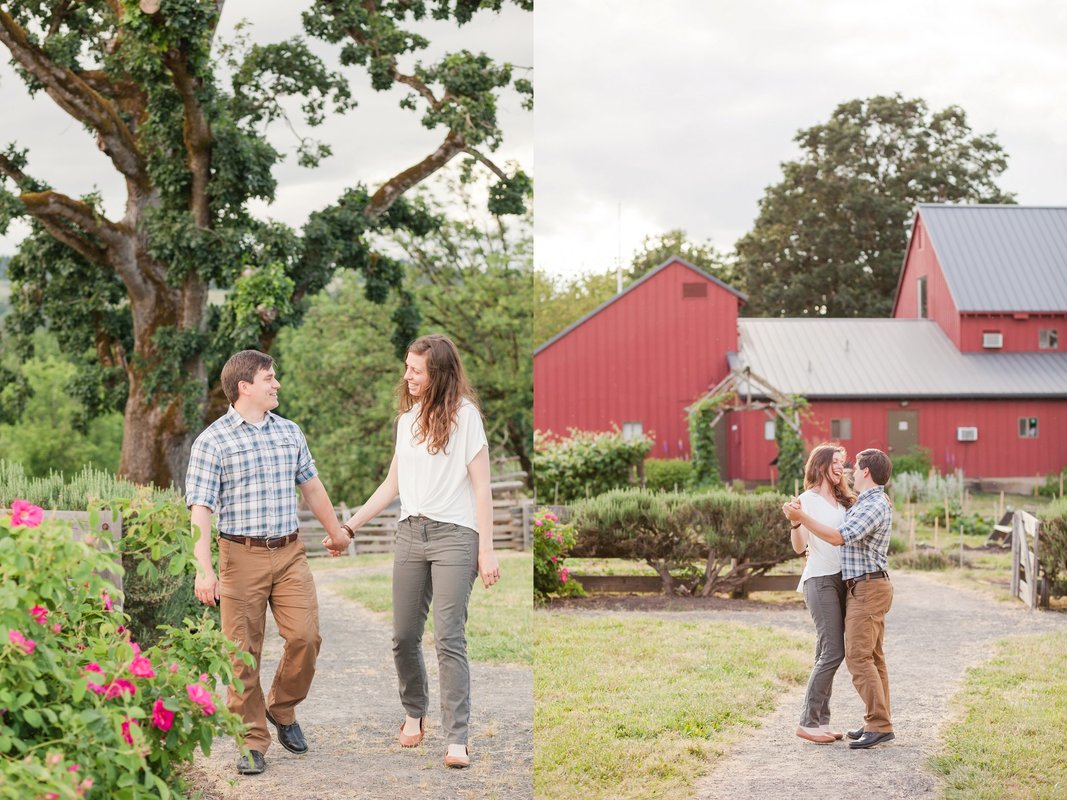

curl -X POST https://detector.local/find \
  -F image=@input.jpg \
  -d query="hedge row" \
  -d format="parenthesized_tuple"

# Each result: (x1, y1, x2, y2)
(569, 489, 799, 595)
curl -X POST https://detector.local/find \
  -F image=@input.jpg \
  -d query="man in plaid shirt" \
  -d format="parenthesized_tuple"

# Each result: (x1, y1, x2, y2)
(784, 448, 895, 750)
(186, 350, 349, 775)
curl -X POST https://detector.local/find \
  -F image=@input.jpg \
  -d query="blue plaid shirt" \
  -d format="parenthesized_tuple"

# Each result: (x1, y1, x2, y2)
(838, 485, 893, 580)
(185, 407, 317, 538)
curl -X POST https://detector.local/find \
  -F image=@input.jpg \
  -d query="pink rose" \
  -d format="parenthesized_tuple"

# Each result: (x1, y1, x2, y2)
(104, 678, 136, 699)
(68, 764, 80, 772)
(7, 629, 36, 655)
(84, 663, 106, 695)
(29, 605, 48, 625)
(151, 697, 175, 732)
(545, 512, 558, 522)
(102, 592, 113, 612)
(52, 623, 62, 634)
(10, 499, 43, 528)
(186, 683, 216, 715)
(169, 663, 179, 673)
(533, 519, 543, 527)
(560, 567, 569, 583)
(130, 654, 155, 679)
(120, 717, 138, 745)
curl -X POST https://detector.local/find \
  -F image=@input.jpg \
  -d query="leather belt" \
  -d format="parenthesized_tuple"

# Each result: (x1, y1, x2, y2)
(219, 532, 299, 550)
(846, 570, 889, 589)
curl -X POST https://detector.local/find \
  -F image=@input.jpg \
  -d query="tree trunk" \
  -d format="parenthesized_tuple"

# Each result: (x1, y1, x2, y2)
(116, 236, 208, 490)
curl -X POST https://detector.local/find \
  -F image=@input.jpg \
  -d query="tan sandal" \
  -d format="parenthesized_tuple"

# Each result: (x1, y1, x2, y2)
(443, 745, 470, 768)
(398, 717, 425, 747)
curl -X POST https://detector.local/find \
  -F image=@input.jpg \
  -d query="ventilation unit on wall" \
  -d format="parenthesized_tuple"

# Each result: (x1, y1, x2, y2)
(982, 332, 1003, 349)
(957, 427, 978, 442)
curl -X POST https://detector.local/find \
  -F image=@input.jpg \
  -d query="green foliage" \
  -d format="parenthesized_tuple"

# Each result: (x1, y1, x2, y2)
(569, 489, 797, 594)
(532, 509, 584, 603)
(774, 400, 807, 495)
(643, 459, 695, 493)
(736, 94, 1014, 317)
(1038, 466, 1067, 499)
(0, 504, 248, 798)
(688, 394, 729, 489)
(1036, 498, 1067, 596)
(891, 469, 965, 504)
(917, 502, 992, 538)
(890, 549, 954, 571)
(628, 229, 734, 284)
(0, 334, 123, 478)
(891, 446, 933, 479)
(534, 429, 653, 505)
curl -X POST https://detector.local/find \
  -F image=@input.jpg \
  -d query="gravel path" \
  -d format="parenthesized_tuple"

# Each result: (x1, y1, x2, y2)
(687, 572, 1067, 799)
(188, 565, 532, 800)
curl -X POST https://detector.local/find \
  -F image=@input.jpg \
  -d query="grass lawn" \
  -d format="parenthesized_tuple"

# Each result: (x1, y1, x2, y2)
(308, 552, 394, 571)
(534, 614, 810, 800)
(334, 551, 532, 665)
(930, 632, 1067, 800)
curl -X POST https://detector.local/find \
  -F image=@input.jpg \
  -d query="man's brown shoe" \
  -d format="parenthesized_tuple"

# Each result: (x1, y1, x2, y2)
(398, 717, 425, 747)
(443, 746, 470, 768)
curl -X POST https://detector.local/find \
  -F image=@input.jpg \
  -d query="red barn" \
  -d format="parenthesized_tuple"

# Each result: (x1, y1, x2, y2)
(536, 205, 1067, 485)
(533, 258, 745, 458)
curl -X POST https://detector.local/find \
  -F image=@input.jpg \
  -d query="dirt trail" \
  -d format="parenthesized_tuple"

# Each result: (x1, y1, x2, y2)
(687, 572, 1067, 799)
(189, 565, 532, 800)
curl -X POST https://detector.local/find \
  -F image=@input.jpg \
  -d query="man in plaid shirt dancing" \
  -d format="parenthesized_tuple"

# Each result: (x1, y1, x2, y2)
(784, 448, 895, 750)
(186, 350, 350, 775)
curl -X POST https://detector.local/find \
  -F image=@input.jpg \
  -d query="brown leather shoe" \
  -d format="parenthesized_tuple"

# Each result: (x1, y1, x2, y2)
(443, 746, 470, 768)
(398, 717, 425, 747)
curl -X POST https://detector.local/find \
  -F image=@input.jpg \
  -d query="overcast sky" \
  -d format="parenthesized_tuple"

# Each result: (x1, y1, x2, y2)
(0, 2, 532, 254)
(535, 0, 1067, 278)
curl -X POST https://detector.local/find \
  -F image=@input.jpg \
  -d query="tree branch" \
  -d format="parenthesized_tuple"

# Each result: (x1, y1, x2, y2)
(462, 147, 508, 181)
(162, 50, 213, 228)
(366, 129, 465, 218)
(0, 9, 147, 185)
(19, 190, 126, 250)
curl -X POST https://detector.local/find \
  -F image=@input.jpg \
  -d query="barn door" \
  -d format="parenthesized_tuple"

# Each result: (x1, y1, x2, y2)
(886, 410, 918, 455)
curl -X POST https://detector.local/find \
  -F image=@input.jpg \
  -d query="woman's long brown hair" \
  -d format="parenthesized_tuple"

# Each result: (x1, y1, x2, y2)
(397, 334, 480, 455)
(803, 443, 856, 509)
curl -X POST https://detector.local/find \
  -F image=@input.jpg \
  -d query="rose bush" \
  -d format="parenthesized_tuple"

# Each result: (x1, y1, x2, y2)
(533, 508, 584, 603)
(0, 501, 251, 799)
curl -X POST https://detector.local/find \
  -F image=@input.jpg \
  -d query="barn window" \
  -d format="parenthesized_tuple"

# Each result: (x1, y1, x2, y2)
(831, 418, 852, 440)
(682, 282, 708, 298)
(982, 331, 1003, 349)
(1039, 329, 1059, 350)
(763, 420, 775, 440)
(916, 276, 927, 319)
(622, 421, 644, 441)
(1018, 417, 1038, 439)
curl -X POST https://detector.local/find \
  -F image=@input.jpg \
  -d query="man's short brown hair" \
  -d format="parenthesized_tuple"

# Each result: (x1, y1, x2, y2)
(220, 350, 275, 405)
(856, 448, 892, 486)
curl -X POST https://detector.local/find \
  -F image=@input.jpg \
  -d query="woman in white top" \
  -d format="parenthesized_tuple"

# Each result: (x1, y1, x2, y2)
(790, 443, 855, 744)
(332, 334, 500, 768)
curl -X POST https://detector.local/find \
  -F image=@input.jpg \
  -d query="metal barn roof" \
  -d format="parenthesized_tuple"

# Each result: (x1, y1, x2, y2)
(733, 318, 1067, 398)
(918, 204, 1067, 313)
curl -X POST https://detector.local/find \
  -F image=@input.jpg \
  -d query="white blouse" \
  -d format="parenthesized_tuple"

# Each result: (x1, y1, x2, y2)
(796, 490, 846, 591)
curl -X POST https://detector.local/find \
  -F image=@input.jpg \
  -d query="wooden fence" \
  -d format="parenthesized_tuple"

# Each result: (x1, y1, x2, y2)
(47, 508, 125, 604)
(1011, 509, 1049, 608)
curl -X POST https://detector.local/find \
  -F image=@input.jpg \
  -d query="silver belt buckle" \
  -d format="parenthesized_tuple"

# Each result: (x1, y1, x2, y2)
(266, 535, 285, 551)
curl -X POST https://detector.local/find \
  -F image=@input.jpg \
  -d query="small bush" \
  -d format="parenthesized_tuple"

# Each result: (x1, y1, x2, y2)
(890, 549, 955, 571)
(891, 446, 933, 478)
(644, 459, 694, 493)
(1037, 497, 1067, 596)
(891, 469, 964, 504)
(534, 428, 653, 504)
(888, 536, 908, 556)
(1038, 467, 1067, 499)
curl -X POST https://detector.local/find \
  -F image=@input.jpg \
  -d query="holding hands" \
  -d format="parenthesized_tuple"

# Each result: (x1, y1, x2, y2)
(783, 497, 802, 524)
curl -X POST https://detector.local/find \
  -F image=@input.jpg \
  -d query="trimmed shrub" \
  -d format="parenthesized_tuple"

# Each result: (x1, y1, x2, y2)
(534, 428, 653, 504)
(569, 489, 798, 595)
(0, 502, 249, 798)
(644, 459, 694, 493)
(1037, 497, 1067, 596)
(890, 446, 933, 479)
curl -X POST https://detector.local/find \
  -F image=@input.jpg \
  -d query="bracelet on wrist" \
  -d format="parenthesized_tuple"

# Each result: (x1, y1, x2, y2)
(341, 523, 355, 540)
(791, 523, 801, 530)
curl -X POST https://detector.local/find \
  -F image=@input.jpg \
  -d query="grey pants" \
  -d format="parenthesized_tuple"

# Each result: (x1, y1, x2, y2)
(392, 516, 479, 744)
(800, 572, 846, 727)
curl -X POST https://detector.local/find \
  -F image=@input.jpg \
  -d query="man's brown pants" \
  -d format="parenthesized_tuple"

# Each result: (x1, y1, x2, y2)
(219, 537, 321, 753)
(844, 577, 894, 733)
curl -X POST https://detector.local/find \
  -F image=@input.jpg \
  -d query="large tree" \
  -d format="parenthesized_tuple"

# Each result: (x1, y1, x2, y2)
(628, 228, 732, 284)
(0, 0, 530, 488)
(736, 94, 1013, 318)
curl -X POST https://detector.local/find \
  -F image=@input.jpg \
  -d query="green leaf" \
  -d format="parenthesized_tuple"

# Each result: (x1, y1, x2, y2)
(23, 708, 42, 727)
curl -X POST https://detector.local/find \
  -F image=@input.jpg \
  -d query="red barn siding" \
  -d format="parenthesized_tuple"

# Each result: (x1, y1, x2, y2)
(732, 399, 1067, 482)
(893, 216, 961, 346)
(959, 314, 1067, 353)
(534, 260, 740, 458)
